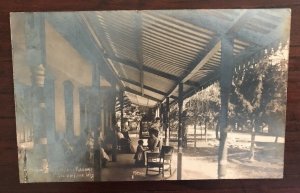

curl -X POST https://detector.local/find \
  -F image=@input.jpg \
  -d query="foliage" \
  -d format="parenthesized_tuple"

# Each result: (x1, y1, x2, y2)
(185, 83, 221, 126)
(178, 42, 288, 135)
(231, 43, 288, 134)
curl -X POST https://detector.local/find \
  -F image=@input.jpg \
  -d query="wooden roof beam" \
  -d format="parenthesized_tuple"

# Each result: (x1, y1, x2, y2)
(143, 12, 213, 40)
(182, 10, 290, 101)
(104, 54, 179, 81)
(233, 10, 290, 47)
(165, 38, 221, 99)
(165, 10, 255, 102)
(182, 41, 221, 83)
(120, 77, 166, 96)
(124, 87, 161, 102)
(134, 14, 145, 96)
(105, 54, 201, 90)
(80, 13, 124, 89)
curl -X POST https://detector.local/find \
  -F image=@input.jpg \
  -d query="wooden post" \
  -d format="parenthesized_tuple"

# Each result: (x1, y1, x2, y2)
(165, 97, 170, 146)
(160, 103, 163, 121)
(91, 63, 101, 181)
(218, 37, 234, 179)
(93, 89, 101, 181)
(177, 82, 183, 180)
(25, 13, 49, 176)
(120, 90, 124, 132)
(63, 81, 74, 142)
(111, 85, 117, 162)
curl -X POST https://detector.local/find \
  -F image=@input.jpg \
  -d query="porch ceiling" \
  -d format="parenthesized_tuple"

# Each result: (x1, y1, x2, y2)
(46, 9, 290, 107)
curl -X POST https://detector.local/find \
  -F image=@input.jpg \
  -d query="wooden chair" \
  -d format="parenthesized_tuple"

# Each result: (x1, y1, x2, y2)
(159, 146, 174, 177)
(146, 152, 162, 175)
(145, 146, 174, 177)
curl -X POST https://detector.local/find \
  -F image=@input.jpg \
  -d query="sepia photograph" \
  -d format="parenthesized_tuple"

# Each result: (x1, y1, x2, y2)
(10, 9, 291, 182)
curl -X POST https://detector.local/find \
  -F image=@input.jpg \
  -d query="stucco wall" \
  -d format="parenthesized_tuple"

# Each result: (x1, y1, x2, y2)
(45, 21, 93, 136)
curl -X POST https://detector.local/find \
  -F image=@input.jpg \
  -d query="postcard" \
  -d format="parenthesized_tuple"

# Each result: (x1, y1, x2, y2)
(10, 9, 291, 182)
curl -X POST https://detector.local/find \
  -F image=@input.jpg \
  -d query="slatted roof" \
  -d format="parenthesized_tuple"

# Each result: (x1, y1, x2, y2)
(46, 9, 290, 107)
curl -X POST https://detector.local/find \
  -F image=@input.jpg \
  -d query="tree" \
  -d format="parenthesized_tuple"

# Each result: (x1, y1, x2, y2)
(232, 42, 289, 160)
(185, 83, 221, 146)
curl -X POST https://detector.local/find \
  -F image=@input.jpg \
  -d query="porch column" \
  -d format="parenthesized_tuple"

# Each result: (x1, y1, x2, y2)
(32, 64, 48, 173)
(218, 37, 234, 179)
(120, 90, 124, 132)
(63, 80, 74, 142)
(111, 84, 118, 162)
(54, 80, 66, 139)
(73, 86, 81, 137)
(25, 13, 50, 175)
(177, 82, 183, 180)
(165, 97, 170, 145)
(92, 63, 101, 181)
(155, 105, 160, 118)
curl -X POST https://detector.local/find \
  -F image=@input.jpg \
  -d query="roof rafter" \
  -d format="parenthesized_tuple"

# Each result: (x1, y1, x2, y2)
(143, 29, 204, 51)
(134, 13, 145, 96)
(121, 77, 166, 96)
(165, 37, 221, 98)
(104, 54, 202, 89)
(104, 54, 178, 81)
(183, 72, 220, 101)
(182, 11, 290, 102)
(182, 41, 221, 83)
(81, 10, 289, 108)
(164, 10, 260, 102)
(232, 10, 290, 47)
(124, 87, 161, 102)
(80, 13, 124, 88)
(120, 77, 178, 99)
(142, 37, 198, 58)
(143, 12, 212, 42)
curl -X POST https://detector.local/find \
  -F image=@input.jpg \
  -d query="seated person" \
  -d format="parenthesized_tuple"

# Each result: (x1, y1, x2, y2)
(100, 147, 110, 167)
(116, 130, 124, 141)
(86, 131, 95, 163)
(134, 139, 147, 166)
(102, 129, 115, 154)
(147, 132, 161, 152)
(116, 129, 133, 153)
(152, 117, 161, 128)
(99, 131, 112, 167)
(151, 117, 161, 137)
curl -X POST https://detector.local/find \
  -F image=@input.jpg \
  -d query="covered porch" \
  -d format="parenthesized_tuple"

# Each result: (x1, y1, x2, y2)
(11, 9, 290, 182)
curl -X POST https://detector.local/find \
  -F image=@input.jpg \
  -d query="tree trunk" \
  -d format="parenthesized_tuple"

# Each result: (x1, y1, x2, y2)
(249, 126, 256, 161)
(194, 119, 197, 147)
(215, 121, 219, 140)
(200, 121, 203, 140)
(205, 120, 207, 142)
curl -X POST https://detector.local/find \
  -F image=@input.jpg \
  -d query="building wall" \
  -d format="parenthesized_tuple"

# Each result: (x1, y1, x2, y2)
(45, 21, 93, 137)
(10, 14, 31, 86)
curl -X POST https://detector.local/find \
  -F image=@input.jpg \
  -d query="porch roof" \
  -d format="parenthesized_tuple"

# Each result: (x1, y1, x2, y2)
(47, 9, 290, 107)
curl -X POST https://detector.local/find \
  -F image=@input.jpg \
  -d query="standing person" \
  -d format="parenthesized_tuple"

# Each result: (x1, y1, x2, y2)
(134, 140, 146, 166)
(86, 130, 94, 163)
(121, 119, 131, 141)
(147, 132, 161, 152)
(151, 117, 161, 137)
